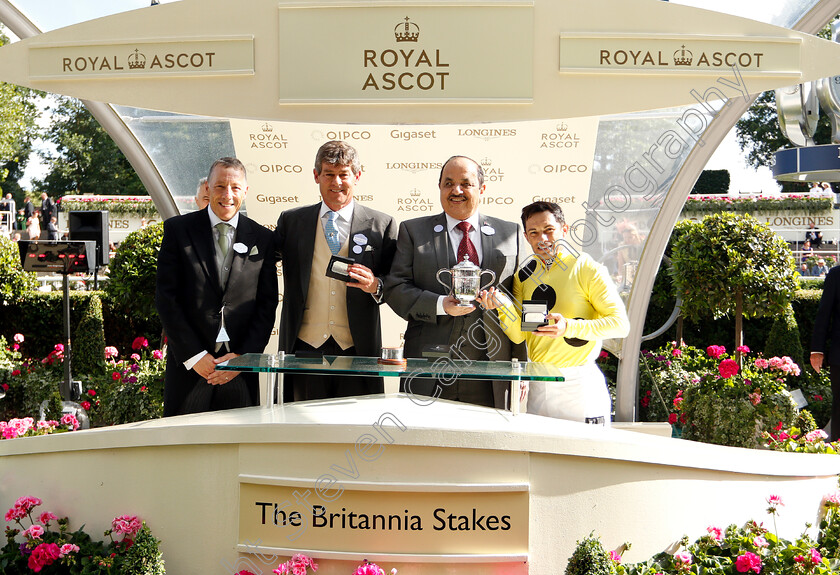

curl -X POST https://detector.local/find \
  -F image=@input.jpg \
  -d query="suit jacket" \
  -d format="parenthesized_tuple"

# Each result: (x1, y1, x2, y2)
(156, 208, 278, 416)
(383, 212, 526, 406)
(275, 202, 398, 358)
(812, 265, 840, 364)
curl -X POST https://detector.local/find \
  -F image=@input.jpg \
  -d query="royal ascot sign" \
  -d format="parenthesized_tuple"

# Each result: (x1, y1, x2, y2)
(276, 6, 533, 102)
(238, 481, 529, 558)
(2, 0, 840, 121)
(28, 38, 254, 80)
(560, 35, 801, 77)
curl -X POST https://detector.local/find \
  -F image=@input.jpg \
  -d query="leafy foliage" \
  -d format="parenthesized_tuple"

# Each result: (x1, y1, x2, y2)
(34, 97, 144, 197)
(104, 223, 163, 350)
(683, 194, 832, 215)
(690, 169, 730, 195)
(764, 303, 804, 368)
(566, 534, 616, 575)
(671, 213, 798, 325)
(0, 237, 36, 306)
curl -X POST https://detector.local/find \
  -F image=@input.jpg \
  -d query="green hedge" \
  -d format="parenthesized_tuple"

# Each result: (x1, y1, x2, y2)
(690, 169, 730, 195)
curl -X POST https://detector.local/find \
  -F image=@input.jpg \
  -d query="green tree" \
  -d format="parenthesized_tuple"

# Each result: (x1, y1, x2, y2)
(671, 213, 798, 362)
(35, 97, 145, 197)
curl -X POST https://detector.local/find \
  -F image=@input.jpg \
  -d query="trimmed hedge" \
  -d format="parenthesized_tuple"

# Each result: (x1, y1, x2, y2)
(690, 169, 730, 195)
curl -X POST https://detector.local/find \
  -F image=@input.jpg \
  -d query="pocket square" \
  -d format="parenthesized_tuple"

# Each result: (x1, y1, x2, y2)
(249, 245, 259, 256)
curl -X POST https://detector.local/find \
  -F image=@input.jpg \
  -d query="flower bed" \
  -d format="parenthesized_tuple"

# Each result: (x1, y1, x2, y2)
(683, 194, 833, 215)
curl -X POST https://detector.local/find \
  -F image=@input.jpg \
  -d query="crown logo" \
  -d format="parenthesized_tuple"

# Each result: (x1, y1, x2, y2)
(673, 45, 693, 66)
(481, 157, 492, 168)
(394, 16, 420, 43)
(128, 49, 146, 70)
(261, 123, 273, 133)
(409, 188, 421, 197)
(556, 122, 568, 132)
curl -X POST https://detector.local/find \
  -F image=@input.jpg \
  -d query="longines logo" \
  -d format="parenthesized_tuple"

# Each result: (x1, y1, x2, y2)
(396, 188, 433, 212)
(599, 44, 764, 69)
(61, 47, 216, 73)
(249, 127, 288, 149)
(457, 128, 517, 141)
(361, 16, 450, 92)
(385, 161, 442, 174)
(540, 122, 581, 149)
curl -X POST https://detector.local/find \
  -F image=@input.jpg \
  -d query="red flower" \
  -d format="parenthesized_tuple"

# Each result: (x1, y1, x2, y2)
(131, 337, 149, 351)
(81, 401, 91, 411)
(1, 384, 8, 391)
(112, 372, 121, 381)
(814, 395, 824, 401)
(668, 413, 678, 424)
(11, 369, 20, 376)
(718, 359, 739, 379)
(87, 389, 96, 397)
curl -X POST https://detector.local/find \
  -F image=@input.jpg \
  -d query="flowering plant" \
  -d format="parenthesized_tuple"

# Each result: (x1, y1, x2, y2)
(764, 425, 840, 454)
(608, 493, 840, 574)
(0, 414, 79, 440)
(2, 495, 164, 574)
(683, 194, 833, 214)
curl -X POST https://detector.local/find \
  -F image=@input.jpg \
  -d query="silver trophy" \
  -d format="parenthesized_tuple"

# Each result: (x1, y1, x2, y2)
(436, 255, 497, 305)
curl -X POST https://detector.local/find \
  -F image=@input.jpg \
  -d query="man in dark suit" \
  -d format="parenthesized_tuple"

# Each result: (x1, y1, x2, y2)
(811, 265, 840, 439)
(275, 141, 397, 401)
(384, 155, 525, 409)
(156, 157, 278, 416)
(39, 193, 54, 232)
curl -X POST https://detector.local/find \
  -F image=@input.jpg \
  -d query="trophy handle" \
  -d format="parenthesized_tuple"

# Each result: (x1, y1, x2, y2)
(436, 269, 452, 293)
(479, 269, 497, 292)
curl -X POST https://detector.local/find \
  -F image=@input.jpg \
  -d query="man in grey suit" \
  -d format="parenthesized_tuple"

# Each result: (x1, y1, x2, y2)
(384, 155, 525, 409)
(275, 141, 398, 401)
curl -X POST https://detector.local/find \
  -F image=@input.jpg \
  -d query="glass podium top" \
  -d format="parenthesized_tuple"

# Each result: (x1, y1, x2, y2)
(217, 353, 565, 382)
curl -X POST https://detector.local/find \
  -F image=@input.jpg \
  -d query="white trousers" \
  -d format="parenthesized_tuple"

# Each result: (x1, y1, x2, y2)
(526, 363, 611, 426)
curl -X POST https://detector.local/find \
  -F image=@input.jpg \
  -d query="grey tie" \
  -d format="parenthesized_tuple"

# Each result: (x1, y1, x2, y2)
(216, 222, 232, 257)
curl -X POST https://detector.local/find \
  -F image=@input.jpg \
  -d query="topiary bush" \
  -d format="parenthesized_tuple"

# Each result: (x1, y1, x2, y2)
(566, 533, 616, 575)
(0, 236, 36, 306)
(764, 303, 804, 368)
(104, 223, 163, 351)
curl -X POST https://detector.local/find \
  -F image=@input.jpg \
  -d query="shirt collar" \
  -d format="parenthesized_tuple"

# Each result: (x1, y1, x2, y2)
(445, 212, 481, 233)
(207, 207, 240, 229)
(319, 200, 355, 222)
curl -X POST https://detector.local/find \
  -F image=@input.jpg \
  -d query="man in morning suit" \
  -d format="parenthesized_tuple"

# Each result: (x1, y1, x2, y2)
(156, 157, 278, 416)
(275, 141, 398, 401)
(811, 264, 840, 440)
(384, 155, 525, 409)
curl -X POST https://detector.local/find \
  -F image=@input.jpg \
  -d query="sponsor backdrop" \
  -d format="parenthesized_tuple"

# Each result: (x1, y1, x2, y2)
(230, 118, 599, 349)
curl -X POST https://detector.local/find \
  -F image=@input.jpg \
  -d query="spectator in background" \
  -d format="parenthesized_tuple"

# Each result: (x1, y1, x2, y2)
(47, 216, 59, 240)
(805, 222, 823, 248)
(1, 193, 15, 229)
(195, 177, 210, 210)
(23, 196, 34, 221)
(814, 258, 830, 277)
(15, 208, 25, 231)
(801, 240, 814, 264)
(11, 232, 20, 242)
(800, 262, 813, 277)
(39, 192, 54, 231)
(26, 214, 40, 240)
(822, 182, 834, 193)
(809, 182, 822, 193)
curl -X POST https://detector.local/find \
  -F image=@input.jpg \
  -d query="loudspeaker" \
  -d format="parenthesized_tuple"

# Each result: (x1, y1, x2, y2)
(68, 211, 109, 266)
(18, 240, 96, 274)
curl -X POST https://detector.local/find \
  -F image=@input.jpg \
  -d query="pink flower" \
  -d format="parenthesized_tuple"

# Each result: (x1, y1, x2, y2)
(130, 353, 141, 361)
(60, 413, 79, 431)
(112, 514, 142, 538)
(736, 345, 750, 353)
(131, 336, 149, 350)
(753, 536, 768, 548)
(806, 429, 827, 442)
(53, 344, 64, 353)
(13, 333, 24, 343)
(769, 357, 783, 369)
(104, 346, 118, 359)
(672, 348, 682, 356)
(749, 392, 762, 406)
(707, 526, 723, 541)
(754, 358, 769, 369)
(38, 511, 57, 526)
(674, 551, 692, 571)
(719, 359, 739, 379)
(824, 491, 840, 507)
(735, 551, 762, 573)
(23, 524, 44, 539)
(11, 343, 18, 351)
(28, 542, 61, 572)
(609, 550, 622, 563)
(152, 349, 163, 360)
(707, 345, 726, 358)
(58, 543, 80, 558)
(767, 494, 784, 508)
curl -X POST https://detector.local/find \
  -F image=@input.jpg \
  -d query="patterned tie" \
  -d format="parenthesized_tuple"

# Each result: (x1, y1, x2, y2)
(325, 211, 341, 255)
(456, 221, 479, 265)
(216, 222, 232, 256)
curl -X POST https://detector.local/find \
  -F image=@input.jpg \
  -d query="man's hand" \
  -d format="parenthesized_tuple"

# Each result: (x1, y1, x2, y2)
(476, 287, 508, 310)
(347, 264, 379, 293)
(206, 353, 241, 385)
(443, 295, 475, 316)
(192, 353, 216, 379)
(534, 313, 568, 338)
(811, 352, 824, 373)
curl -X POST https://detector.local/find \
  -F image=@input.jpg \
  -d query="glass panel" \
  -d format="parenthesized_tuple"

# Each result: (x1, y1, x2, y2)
(670, 0, 819, 27)
(113, 105, 234, 213)
(217, 353, 565, 381)
(7, 0, 181, 33)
